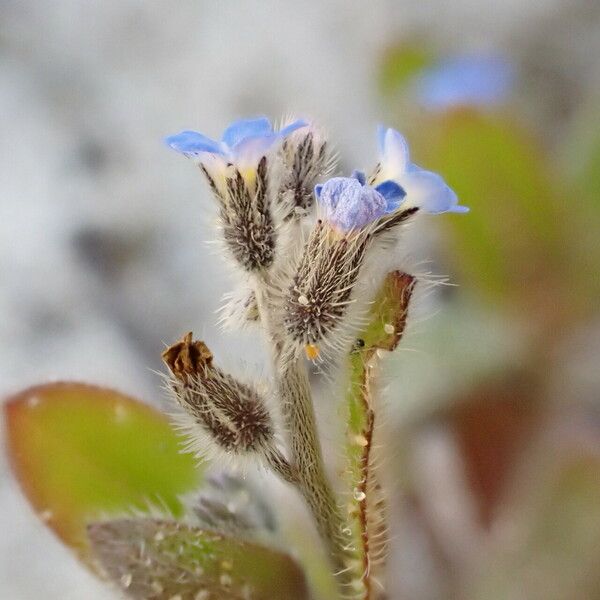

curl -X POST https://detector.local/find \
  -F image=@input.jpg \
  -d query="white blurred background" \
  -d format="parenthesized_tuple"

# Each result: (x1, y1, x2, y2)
(2, 1, 599, 598)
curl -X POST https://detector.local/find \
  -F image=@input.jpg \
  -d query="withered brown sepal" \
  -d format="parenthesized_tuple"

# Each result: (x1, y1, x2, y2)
(161, 332, 213, 381)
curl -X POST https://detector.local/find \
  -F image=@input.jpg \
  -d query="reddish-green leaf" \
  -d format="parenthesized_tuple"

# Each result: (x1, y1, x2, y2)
(4, 382, 202, 566)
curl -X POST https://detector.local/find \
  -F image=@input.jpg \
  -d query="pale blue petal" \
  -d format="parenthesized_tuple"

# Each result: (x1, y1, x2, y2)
(333, 186, 387, 231)
(222, 117, 273, 149)
(317, 177, 361, 213)
(401, 169, 459, 214)
(416, 55, 514, 111)
(318, 177, 388, 231)
(350, 170, 366, 185)
(165, 130, 222, 156)
(375, 180, 406, 213)
(229, 134, 278, 165)
(315, 184, 323, 198)
(382, 128, 410, 174)
(377, 125, 387, 155)
(279, 119, 309, 137)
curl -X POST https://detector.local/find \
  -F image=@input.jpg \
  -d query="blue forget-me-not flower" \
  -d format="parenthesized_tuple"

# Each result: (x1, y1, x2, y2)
(315, 171, 405, 232)
(166, 116, 307, 176)
(167, 116, 307, 271)
(415, 54, 514, 111)
(315, 127, 467, 232)
(374, 126, 469, 215)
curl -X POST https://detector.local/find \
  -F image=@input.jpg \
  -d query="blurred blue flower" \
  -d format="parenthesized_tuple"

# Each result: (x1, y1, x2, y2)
(415, 55, 514, 111)
(166, 117, 307, 168)
(375, 127, 469, 214)
(315, 171, 405, 231)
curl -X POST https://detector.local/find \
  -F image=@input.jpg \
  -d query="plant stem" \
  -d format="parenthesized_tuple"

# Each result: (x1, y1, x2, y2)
(344, 271, 416, 598)
(254, 278, 353, 594)
(277, 359, 352, 578)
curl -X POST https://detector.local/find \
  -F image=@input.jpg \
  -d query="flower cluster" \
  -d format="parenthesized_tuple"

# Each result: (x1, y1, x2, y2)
(167, 119, 466, 229)
(167, 116, 467, 360)
(315, 126, 467, 234)
(4, 112, 474, 600)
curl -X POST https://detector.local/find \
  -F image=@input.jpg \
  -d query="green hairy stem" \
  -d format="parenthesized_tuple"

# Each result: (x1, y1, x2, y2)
(345, 272, 416, 599)
(254, 271, 415, 598)
(276, 359, 352, 582)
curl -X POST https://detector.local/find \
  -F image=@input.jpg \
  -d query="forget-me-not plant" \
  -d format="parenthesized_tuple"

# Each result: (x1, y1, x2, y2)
(154, 115, 469, 600)
(14, 116, 469, 600)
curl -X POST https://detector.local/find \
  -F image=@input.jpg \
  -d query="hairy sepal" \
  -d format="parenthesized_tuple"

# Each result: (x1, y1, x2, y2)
(279, 124, 335, 219)
(162, 333, 291, 480)
(281, 212, 416, 367)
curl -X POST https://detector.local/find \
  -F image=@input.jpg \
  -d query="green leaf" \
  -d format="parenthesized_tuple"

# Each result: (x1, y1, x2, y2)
(4, 382, 202, 566)
(344, 272, 416, 592)
(567, 105, 600, 206)
(379, 43, 434, 96)
(563, 109, 600, 311)
(87, 518, 309, 599)
(417, 110, 571, 310)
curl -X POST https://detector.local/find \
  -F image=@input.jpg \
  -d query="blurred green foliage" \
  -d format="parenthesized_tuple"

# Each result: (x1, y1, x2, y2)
(419, 111, 565, 304)
(380, 44, 600, 335)
(4, 383, 202, 567)
(379, 44, 433, 96)
(470, 453, 600, 600)
(377, 43, 600, 599)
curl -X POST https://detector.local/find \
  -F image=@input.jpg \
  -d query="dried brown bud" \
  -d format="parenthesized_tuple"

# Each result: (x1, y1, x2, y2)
(163, 333, 279, 458)
(162, 332, 213, 381)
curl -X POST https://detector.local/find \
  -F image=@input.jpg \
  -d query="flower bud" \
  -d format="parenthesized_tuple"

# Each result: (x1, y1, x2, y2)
(166, 117, 309, 272)
(217, 156, 277, 271)
(279, 123, 333, 218)
(282, 221, 370, 359)
(162, 333, 275, 457)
